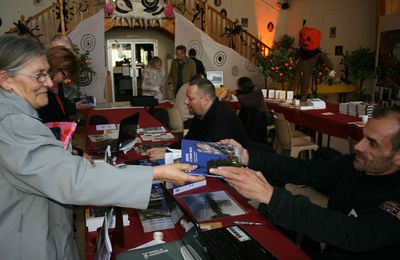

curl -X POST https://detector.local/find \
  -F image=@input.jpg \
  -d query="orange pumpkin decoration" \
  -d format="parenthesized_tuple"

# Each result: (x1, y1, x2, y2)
(299, 27, 321, 51)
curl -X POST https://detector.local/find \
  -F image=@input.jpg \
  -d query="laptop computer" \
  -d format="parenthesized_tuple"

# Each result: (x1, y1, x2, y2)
(166, 184, 277, 260)
(116, 183, 276, 260)
(91, 112, 139, 153)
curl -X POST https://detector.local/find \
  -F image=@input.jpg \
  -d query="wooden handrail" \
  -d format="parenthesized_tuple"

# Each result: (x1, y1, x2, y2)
(15, 0, 270, 63)
(178, 0, 271, 63)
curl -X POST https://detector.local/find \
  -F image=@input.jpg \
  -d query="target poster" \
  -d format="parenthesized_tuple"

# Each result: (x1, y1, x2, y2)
(175, 13, 262, 89)
(69, 11, 107, 102)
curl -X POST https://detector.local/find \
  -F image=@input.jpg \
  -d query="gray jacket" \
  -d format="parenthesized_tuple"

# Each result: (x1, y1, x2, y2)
(0, 90, 153, 259)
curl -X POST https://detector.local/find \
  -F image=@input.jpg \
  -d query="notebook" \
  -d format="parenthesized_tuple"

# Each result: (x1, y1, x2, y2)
(91, 112, 139, 153)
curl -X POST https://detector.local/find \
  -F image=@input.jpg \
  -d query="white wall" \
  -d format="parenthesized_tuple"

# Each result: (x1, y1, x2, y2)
(0, 0, 53, 35)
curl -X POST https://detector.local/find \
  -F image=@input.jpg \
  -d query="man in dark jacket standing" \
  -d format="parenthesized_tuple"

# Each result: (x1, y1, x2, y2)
(188, 48, 206, 77)
(211, 107, 400, 259)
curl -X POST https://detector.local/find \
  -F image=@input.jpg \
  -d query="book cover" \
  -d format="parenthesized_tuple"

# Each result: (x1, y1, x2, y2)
(45, 121, 77, 150)
(181, 139, 242, 178)
(85, 207, 130, 232)
(137, 183, 183, 233)
(181, 190, 246, 222)
(94, 208, 113, 260)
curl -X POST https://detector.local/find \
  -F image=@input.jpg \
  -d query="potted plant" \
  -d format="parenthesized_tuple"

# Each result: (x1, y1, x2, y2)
(346, 47, 375, 100)
(257, 34, 297, 89)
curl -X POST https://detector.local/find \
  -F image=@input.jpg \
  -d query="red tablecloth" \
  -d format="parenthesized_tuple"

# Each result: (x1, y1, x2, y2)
(85, 178, 309, 260)
(226, 100, 363, 141)
(84, 107, 177, 160)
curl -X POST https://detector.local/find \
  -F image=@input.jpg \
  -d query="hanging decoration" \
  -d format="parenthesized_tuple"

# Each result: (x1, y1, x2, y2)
(109, 0, 174, 28)
(221, 18, 248, 49)
(5, 15, 41, 38)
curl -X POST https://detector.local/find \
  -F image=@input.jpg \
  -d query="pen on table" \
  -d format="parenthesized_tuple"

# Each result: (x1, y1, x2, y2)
(234, 221, 263, 226)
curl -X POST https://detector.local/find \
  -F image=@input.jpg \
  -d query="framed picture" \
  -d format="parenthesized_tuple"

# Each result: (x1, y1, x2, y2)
(335, 45, 343, 56)
(330, 27, 336, 38)
(241, 18, 248, 28)
(214, 0, 222, 7)
(33, 0, 44, 5)
(267, 22, 274, 32)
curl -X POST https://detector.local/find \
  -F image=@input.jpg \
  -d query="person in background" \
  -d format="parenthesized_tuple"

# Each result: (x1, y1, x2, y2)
(0, 34, 204, 260)
(211, 107, 400, 258)
(235, 77, 274, 144)
(173, 74, 203, 129)
(188, 48, 206, 77)
(236, 77, 274, 125)
(148, 78, 250, 160)
(141, 56, 165, 101)
(168, 45, 196, 95)
(48, 34, 89, 112)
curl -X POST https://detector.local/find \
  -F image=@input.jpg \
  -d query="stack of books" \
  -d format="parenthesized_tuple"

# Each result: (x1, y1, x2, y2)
(339, 102, 349, 115)
(357, 103, 378, 118)
(137, 183, 183, 233)
(348, 101, 363, 116)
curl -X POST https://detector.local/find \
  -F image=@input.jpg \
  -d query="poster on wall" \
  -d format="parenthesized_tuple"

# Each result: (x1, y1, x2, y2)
(375, 29, 400, 104)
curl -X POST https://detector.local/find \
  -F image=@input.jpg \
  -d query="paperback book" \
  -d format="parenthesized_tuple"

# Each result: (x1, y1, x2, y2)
(137, 183, 183, 233)
(85, 207, 130, 232)
(94, 207, 113, 260)
(181, 139, 242, 177)
(181, 190, 246, 222)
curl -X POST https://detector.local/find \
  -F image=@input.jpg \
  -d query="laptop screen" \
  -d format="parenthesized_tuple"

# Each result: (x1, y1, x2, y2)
(117, 112, 139, 149)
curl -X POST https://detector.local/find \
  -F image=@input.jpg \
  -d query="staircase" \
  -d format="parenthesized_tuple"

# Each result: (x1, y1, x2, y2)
(8, 0, 271, 64)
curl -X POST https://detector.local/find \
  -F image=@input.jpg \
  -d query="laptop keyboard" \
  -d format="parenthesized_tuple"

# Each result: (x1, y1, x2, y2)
(201, 228, 247, 260)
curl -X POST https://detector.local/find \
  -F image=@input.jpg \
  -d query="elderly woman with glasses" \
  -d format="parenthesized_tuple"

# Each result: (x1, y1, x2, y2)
(0, 34, 203, 260)
(37, 46, 83, 123)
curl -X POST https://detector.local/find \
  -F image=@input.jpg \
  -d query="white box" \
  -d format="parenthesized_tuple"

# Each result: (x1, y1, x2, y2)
(268, 89, 276, 99)
(286, 91, 294, 100)
(262, 89, 267, 98)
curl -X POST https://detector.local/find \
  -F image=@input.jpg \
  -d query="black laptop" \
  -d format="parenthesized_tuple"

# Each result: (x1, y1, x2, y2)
(166, 184, 277, 260)
(91, 112, 139, 153)
(117, 183, 276, 260)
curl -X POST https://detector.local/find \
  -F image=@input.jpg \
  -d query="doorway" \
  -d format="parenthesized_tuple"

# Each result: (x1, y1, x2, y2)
(107, 39, 158, 102)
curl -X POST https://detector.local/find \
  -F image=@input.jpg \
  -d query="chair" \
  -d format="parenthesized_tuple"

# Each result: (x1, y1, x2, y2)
(150, 108, 170, 128)
(272, 112, 311, 152)
(274, 118, 318, 158)
(166, 107, 184, 135)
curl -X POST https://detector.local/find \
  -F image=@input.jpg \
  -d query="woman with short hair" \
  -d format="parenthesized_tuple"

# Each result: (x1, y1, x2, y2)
(0, 34, 203, 260)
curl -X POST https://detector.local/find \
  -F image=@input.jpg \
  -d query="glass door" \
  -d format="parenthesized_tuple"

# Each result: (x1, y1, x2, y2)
(107, 39, 158, 102)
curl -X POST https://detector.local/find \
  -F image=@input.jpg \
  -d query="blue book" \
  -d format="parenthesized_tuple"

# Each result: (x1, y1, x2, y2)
(181, 139, 242, 178)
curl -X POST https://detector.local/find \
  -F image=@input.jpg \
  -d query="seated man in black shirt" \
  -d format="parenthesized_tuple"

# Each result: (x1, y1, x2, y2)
(147, 78, 250, 160)
(210, 106, 400, 259)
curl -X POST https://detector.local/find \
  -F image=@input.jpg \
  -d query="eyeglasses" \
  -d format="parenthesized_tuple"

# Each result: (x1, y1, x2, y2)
(60, 70, 71, 80)
(11, 71, 53, 83)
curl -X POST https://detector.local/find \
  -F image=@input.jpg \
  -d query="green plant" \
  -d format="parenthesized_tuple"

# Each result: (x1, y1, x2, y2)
(257, 34, 297, 89)
(73, 45, 96, 81)
(346, 47, 375, 99)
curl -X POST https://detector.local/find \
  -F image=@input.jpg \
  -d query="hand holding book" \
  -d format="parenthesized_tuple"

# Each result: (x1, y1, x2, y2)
(153, 164, 205, 185)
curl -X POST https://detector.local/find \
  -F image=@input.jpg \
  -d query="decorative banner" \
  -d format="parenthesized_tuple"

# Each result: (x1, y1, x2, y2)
(111, 0, 173, 28)
(69, 11, 107, 102)
(175, 13, 263, 89)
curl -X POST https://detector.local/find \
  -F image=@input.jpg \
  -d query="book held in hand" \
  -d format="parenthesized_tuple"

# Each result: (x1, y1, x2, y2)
(181, 139, 242, 178)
